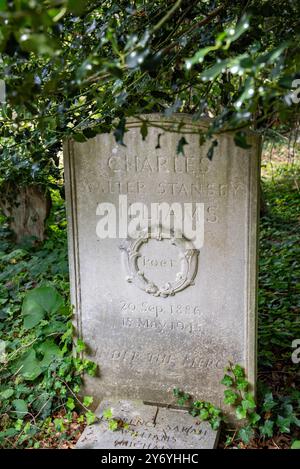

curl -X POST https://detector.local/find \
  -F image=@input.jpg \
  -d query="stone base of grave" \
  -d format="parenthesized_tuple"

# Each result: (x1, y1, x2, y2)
(76, 399, 220, 449)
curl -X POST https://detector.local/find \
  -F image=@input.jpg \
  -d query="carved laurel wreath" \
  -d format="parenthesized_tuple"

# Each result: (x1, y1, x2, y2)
(120, 226, 199, 297)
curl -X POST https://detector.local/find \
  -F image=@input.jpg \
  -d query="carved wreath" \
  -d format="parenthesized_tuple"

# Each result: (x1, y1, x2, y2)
(120, 226, 199, 297)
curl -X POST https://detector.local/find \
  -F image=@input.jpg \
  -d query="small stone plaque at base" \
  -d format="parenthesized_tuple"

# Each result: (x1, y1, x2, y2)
(76, 399, 219, 449)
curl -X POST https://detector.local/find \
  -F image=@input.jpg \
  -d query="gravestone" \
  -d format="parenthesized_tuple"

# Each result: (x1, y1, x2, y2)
(64, 114, 260, 448)
(76, 399, 218, 449)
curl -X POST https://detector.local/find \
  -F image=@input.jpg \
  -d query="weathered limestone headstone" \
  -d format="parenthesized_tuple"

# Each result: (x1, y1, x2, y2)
(64, 114, 260, 448)
(76, 399, 218, 449)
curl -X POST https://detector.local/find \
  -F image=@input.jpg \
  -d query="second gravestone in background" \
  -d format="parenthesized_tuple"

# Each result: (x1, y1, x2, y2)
(64, 114, 260, 413)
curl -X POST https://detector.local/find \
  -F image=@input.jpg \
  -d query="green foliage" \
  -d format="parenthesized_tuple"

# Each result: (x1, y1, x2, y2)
(222, 363, 300, 445)
(22, 285, 64, 329)
(0, 1, 299, 187)
(222, 363, 260, 437)
(0, 193, 96, 448)
(291, 440, 300, 449)
(103, 407, 128, 432)
(173, 388, 223, 431)
(176, 161, 300, 448)
(190, 400, 222, 431)
(175, 362, 300, 445)
(258, 161, 300, 368)
(173, 387, 191, 406)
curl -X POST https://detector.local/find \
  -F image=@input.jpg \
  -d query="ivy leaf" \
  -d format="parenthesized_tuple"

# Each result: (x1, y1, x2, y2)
(108, 419, 118, 431)
(76, 339, 85, 353)
(291, 441, 300, 449)
(259, 420, 274, 438)
(276, 415, 291, 433)
(0, 388, 14, 399)
(249, 412, 261, 425)
(66, 397, 75, 411)
(224, 389, 239, 405)
(83, 396, 93, 408)
(22, 286, 64, 330)
(262, 393, 276, 412)
(12, 399, 28, 419)
(103, 408, 113, 420)
(236, 405, 247, 420)
(236, 378, 248, 391)
(242, 393, 256, 410)
(126, 48, 150, 69)
(14, 349, 42, 381)
(210, 417, 221, 431)
(0, 428, 19, 439)
(238, 425, 254, 444)
(54, 418, 65, 432)
(199, 409, 209, 420)
(85, 411, 96, 425)
(38, 340, 62, 368)
(221, 374, 234, 387)
(232, 365, 245, 378)
(32, 392, 52, 419)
